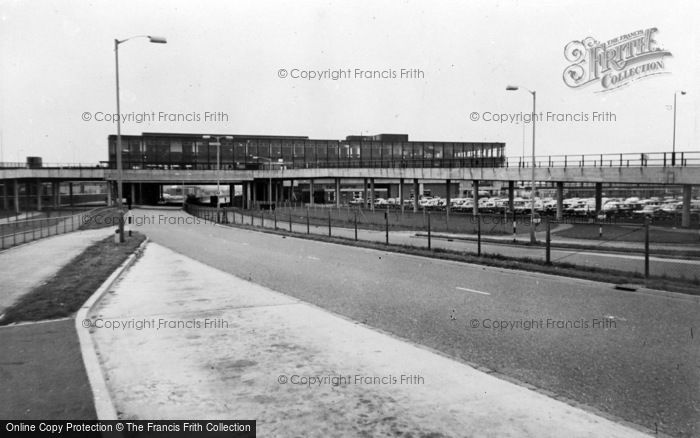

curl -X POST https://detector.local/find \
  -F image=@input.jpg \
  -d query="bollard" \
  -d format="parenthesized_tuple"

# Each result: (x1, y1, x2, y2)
(114, 228, 120, 244)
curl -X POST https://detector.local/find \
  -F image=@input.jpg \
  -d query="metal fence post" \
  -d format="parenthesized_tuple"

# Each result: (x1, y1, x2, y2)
(477, 215, 481, 256)
(385, 210, 389, 245)
(427, 212, 431, 250)
(545, 220, 551, 264)
(306, 207, 310, 234)
(328, 209, 332, 237)
(354, 211, 358, 241)
(274, 208, 277, 230)
(644, 219, 650, 279)
(289, 209, 293, 232)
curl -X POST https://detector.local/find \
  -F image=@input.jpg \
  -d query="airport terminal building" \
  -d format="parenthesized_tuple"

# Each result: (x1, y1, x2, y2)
(107, 132, 505, 171)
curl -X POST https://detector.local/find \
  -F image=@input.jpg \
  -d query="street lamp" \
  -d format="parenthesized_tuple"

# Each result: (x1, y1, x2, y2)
(203, 135, 233, 208)
(115, 35, 166, 242)
(672, 90, 687, 166)
(252, 156, 283, 210)
(506, 84, 537, 244)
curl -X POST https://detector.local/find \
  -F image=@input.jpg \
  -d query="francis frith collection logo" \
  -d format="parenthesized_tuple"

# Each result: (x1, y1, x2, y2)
(563, 28, 672, 92)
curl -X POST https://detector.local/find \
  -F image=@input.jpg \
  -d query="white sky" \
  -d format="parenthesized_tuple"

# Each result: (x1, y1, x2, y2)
(1, 0, 698, 163)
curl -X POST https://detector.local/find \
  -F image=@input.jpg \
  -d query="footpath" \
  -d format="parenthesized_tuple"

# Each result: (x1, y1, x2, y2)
(0, 228, 113, 419)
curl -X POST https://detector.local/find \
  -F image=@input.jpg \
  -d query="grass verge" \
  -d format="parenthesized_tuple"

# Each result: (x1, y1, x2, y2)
(0, 232, 146, 325)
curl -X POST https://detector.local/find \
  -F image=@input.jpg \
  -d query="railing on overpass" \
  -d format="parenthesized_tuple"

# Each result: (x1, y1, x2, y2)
(104, 151, 700, 170)
(1, 151, 699, 171)
(505, 151, 700, 169)
(0, 162, 107, 169)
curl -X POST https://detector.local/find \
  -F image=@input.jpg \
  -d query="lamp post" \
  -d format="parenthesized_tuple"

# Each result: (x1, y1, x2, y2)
(115, 35, 166, 242)
(506, 85, 537, 244)
(203, 135, 233, 208)
(672, 90, 686, 166)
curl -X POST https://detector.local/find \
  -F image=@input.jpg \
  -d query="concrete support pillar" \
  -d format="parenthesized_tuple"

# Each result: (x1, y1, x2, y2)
(363, 178, 368, 207)
(252, 181, 257, 206)
(594, 182, 603, 213)
(682, 184, 692, 228)
(52, 181, 60, 207)
(14, 179, 20, 214)
(413, 179, 419, 213)
(399, 178, 405, 213)
(243, 182, 250, 209)
(35, 180, 42, 211)
(131, 184, 136, 208)
(370, 178, 375, 212)
(309, 179, 314, 206)
(472, 180, 479, 216)
(107, 182, 112, 206)
(556, 182, 564, 221)
(508, 181, 515, 215)
(335, 178, 341, 208)
(445, 179, 451, 210)
(1, 181, 7, 210)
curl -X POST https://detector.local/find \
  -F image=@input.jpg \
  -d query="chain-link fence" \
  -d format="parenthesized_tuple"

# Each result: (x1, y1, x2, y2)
(184, 203, 700, 285)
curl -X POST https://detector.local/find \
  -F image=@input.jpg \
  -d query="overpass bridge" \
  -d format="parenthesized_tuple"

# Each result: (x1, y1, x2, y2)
(1, 150, 699, 226)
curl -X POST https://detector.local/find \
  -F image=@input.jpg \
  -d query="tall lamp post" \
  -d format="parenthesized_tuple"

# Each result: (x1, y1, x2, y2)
(115, 35, 166, 242)
(672, 90, 686, 166)
(203, 135, 233, 208)
(506, 85, 537, 244)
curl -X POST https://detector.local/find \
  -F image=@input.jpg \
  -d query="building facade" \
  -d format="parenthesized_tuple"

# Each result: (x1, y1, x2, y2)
(107, 132, 506, 170)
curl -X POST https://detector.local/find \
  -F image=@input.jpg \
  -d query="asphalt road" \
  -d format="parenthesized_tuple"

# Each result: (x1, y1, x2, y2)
(134, 208, 700, 437)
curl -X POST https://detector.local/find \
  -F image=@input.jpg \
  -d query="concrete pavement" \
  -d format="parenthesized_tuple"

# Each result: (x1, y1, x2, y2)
(0, 228, 114, 315)
(88, 242, 651, 437)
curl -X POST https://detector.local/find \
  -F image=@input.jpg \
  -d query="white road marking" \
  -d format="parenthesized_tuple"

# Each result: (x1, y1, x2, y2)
(307, 256, 320, 260)
(456, 287, 491, 296)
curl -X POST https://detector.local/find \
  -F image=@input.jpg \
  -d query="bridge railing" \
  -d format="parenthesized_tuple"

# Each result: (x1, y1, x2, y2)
(504, 151, 700, 169)
(0, 162, 106, 169)
(3, 151, 700, 171)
